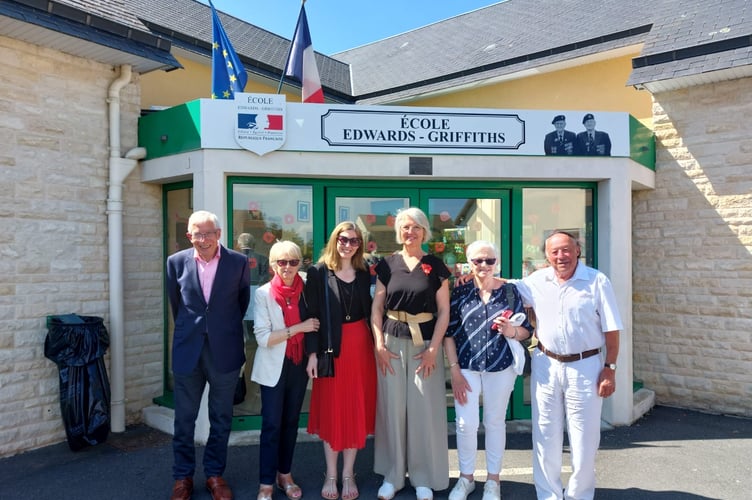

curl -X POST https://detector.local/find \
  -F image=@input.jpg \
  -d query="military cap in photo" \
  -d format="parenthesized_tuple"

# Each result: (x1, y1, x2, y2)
(582, 113, 595, 124)
(551, 115, 566, 124)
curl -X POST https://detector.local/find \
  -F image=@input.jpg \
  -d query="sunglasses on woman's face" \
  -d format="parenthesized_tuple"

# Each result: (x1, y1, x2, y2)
(337, 235, 361, 247)
(471, 258, 497, 266)
(275, 259, 300, 267)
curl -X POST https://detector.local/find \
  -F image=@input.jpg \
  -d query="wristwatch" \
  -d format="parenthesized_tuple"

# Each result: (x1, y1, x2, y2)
(604, 363, 617, 370)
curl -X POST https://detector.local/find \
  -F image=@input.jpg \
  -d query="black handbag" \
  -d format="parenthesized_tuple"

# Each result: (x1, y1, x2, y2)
(233, 374, 247, 405)
(316, 275, 335, 378)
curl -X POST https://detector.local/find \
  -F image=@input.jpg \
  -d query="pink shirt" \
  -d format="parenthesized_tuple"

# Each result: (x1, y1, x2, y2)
(194, 246, 221, 303)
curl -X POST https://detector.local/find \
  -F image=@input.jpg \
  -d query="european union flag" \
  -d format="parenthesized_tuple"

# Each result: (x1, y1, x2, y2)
(210, 1, 247, 99)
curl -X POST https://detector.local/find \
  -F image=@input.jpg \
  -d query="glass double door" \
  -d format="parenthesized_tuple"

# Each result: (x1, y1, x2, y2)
(328, 187, 511, 280)
(326, 187, 529, 420)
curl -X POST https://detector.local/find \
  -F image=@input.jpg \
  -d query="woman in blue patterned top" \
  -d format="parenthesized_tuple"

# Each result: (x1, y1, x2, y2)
(444, 240, 533, 500)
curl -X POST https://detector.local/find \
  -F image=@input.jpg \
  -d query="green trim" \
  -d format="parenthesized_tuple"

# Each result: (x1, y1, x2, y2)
(510, 375, 532, 420)
(156, 178, 598, 427)
(629, 115, 655, 170)
(139, 101, 202, 160)
(161, 181, 192, 399)
(153, 393, 174, 407)
(510, 187, 525, 279)
(417, 187, 512, 277)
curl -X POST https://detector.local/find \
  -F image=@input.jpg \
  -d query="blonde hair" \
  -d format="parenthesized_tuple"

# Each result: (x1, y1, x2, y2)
(319, 221, 367, 271)
(269, 240, 302, 271)
(394, 207, 431, 244)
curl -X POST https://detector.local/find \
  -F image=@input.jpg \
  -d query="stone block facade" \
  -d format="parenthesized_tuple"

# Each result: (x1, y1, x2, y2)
(0, 36, 164, 457)
(632, 77, 752, 416)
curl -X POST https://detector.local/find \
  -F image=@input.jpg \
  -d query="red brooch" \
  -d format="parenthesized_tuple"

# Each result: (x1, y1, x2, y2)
(421, 263, 432, 275)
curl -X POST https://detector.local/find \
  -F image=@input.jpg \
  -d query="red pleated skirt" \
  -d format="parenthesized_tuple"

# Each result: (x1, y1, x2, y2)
(307, 318, 377, 451)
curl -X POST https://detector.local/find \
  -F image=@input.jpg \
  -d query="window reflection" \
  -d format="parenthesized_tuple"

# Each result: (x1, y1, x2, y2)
(521, 188, 593, 275)
(519, 187, 593, 408)
(165, 186, 195, 395)
(232, 184, 314, 273)
(231, 184, 314, 417)
(427, 198, 502, 283)
(335, 197, 410, 290)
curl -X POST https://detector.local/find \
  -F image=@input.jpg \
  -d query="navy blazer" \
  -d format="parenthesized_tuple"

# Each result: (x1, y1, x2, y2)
(303, 263, 372, 357)
(543, 129, 577, 155)
(575, 130, 612, 156)
(166, 245, 251, 375)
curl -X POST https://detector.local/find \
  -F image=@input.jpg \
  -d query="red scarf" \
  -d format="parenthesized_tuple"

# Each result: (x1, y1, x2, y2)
(270, 273, 305, 364)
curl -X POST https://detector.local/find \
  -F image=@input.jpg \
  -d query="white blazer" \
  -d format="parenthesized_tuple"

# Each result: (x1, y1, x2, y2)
(250, 283, 289, 387)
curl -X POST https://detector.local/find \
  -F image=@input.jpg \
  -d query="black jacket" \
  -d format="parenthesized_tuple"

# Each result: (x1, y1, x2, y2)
(303, 263, 372, 357)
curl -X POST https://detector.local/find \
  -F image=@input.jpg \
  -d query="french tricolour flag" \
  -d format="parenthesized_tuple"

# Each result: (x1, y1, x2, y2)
(283, 3, 324, 103)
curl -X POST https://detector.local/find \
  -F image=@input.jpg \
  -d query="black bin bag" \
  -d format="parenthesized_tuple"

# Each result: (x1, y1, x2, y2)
(44, 314, 111, 451)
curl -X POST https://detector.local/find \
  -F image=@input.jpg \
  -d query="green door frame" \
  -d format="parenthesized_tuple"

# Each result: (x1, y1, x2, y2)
(157, 177, 598, 428)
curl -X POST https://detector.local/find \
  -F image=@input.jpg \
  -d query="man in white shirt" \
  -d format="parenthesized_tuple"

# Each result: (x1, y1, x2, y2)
(514, 231, 622, 500)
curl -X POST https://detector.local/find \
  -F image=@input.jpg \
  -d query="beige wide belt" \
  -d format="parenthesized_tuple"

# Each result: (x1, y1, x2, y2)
(386, 310, 434, 346)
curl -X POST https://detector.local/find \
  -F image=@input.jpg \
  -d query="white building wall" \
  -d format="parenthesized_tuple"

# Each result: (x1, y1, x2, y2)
(632, 77, 752, 416)
(0, 36, 164, 457)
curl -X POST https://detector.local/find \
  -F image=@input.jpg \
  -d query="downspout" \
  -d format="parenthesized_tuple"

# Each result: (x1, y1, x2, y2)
(106, 64, 146, 432)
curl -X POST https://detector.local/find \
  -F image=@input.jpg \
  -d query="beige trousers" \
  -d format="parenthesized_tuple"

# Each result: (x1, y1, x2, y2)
(373, 334, 449, 491)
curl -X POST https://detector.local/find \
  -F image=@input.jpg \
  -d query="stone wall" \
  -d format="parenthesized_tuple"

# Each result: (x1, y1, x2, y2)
(0, 36, 164, 457)
(632, 77, 752, 416)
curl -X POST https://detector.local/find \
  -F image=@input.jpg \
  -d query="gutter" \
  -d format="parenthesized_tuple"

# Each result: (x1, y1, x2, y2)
(106, 65, 146, 433)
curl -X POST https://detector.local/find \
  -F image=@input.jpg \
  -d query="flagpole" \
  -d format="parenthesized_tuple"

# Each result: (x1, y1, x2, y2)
(277, 0, 306, 94)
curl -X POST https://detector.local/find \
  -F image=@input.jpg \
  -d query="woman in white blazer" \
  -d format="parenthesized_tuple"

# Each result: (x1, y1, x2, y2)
(251, 241, 319, 500)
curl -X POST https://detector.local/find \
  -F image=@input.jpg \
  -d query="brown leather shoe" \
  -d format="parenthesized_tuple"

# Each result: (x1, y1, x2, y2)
(206, 476, 233, 500)
(170, 478, 193, 500)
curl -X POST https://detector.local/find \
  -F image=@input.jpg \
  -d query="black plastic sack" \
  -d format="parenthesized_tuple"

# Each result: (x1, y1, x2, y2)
(44, 314, 111, 451)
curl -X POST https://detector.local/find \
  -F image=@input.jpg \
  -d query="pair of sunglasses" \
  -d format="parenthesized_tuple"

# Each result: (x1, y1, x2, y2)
(275, 259, 300, 267)
(471, 258, 497, 266)
(337, 235, 361, 247)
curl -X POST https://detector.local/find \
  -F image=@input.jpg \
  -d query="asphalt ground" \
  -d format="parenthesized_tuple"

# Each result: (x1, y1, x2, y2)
(1, 405, 750, 499)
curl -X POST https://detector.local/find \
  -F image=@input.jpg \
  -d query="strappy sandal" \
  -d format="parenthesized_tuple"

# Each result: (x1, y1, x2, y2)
(257, 484, 274, 500)
(277, 473, 303, 500)
(341, 475, 359, 500)
(321, 475, 339, 500)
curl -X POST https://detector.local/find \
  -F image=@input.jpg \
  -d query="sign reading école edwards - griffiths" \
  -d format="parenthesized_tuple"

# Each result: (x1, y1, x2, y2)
(200, 96, 630, 157)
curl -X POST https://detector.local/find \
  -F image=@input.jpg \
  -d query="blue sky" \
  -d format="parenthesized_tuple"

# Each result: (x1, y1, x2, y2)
(203, 0, 503, 54)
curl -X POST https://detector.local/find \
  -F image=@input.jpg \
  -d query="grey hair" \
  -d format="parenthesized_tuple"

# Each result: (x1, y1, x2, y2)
(394, 207, 431, 244)
(187, 210, 220, 232)
(237, 232, 254, 249)
(465, 240, 499, 262)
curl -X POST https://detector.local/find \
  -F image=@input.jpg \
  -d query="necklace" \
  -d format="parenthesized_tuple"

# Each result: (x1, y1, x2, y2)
(337, 277, 355, 321)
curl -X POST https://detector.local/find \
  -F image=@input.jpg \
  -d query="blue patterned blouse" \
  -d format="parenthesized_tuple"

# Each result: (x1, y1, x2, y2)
(446, 281, 531, 372)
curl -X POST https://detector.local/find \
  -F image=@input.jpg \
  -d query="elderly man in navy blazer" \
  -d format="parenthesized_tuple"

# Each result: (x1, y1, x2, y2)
(167, 210, 251, 500)
(575, 113, 612, 156)
(544, 114, 577, 155)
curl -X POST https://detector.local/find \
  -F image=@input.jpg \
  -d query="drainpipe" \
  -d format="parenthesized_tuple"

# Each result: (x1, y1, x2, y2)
(106, 64, 146, 432)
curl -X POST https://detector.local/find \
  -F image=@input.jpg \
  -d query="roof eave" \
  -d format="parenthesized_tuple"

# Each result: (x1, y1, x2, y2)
(0, 1, 180, 73)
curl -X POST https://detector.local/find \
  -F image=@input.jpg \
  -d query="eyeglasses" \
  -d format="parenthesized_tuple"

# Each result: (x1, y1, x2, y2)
(337, 235, 361, 247)
(275, 259, 300, 267)
(471, 258, 497, 266)
(191, 231, 218, 240)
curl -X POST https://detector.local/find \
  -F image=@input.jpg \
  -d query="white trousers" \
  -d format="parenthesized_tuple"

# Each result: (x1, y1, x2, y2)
(531, 349, 603, 500)
(453, 367, 517, 475)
